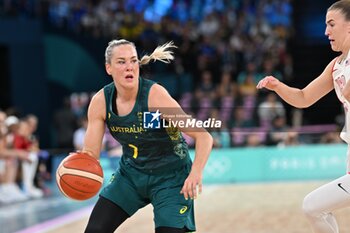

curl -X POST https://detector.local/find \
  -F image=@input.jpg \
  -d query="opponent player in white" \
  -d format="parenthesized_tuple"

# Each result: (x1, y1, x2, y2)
(257, 1, 350, 232)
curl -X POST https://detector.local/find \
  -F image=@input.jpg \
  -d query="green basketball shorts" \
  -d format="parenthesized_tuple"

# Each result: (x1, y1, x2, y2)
(100, 162, 195, 231)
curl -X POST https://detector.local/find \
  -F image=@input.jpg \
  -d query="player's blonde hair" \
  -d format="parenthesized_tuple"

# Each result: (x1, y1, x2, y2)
(105, 39, 177, 65)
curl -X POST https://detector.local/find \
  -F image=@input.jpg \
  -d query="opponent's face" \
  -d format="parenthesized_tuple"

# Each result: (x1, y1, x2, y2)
(106, 44, 140, 88)
(325, 10, 350, 52)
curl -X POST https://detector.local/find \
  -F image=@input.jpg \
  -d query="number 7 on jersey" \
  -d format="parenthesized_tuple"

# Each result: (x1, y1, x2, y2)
(128, 144, 138, 159)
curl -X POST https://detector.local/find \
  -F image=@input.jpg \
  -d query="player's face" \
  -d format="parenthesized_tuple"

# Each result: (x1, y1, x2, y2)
(106, 44, 140, 88)
(325, 10, 350, 52)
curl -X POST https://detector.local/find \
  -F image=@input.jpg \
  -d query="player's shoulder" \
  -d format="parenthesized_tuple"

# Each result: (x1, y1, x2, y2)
(102, 81, 115, 92)
(87, 89, 106, 119)
(90, 89, 105, 106)
(324, 56, 340, 73)
(332, 56, 340, 65)
(149, 83, 170, 98)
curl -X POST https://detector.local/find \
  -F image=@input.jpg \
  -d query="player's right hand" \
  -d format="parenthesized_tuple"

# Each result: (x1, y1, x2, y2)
(256, 76, 280, 90)
(180, 168, 203, 200)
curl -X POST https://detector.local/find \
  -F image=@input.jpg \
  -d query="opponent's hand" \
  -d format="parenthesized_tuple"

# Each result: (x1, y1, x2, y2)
(180, 168, 203, 200)
(256, 76, 280, 90)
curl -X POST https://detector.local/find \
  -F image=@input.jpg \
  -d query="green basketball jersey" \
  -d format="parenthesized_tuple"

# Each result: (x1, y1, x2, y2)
(103, 78, 191, 173)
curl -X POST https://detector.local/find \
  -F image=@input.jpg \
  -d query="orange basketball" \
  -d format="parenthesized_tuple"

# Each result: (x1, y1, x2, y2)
(56, 152, 104, 201)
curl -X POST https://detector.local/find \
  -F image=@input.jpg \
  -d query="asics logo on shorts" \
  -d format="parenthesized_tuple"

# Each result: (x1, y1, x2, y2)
(179, 206, 188, 214)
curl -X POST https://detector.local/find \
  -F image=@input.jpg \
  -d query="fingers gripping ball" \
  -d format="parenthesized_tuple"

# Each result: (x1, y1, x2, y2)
(56, 152, 104, 201)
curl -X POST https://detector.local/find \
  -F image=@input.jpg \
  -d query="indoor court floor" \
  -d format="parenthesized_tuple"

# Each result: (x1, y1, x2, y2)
(2, 180, 350, 233)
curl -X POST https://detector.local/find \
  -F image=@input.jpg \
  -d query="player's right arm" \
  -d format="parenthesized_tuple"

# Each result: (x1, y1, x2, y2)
(82, 89, 106, 160)
(257, 58, 337, 108)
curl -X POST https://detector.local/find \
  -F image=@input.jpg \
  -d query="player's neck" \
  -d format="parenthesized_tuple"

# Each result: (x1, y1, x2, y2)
(114, 79, 139, 101)
(339, 50, 350, 64)
(117, 86, 138, 102)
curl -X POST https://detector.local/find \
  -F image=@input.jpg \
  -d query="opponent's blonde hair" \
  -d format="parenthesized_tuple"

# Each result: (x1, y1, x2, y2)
(105, 39, 177, 65)
(328, 0, 350, 21)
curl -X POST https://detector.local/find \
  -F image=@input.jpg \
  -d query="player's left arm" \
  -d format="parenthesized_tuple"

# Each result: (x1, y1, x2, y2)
(149, 84, 213, 200)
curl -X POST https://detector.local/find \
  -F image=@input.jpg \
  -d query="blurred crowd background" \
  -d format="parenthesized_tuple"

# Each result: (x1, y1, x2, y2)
(0, 0, 343, 204)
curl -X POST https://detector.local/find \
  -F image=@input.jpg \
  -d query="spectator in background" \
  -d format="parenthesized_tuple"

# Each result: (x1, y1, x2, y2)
(238, 73, 258, 97)
(216, 71, 238, 99)
(0, 111, 6, 187)
(195, 70, 216, 100)
(282, 53, 294, 83)
(193, 70, 216, 121)
(208, 109, 230, 148)
(320, 131, 343, 144)
(14, 120, 43, 198)
(73, 115, 88, 151)
(258, 58, 283, 81)
(245, 133, 264, 147)
(230, 107, 257, 147)
(198, 12, 220, 37)
(0, 111, 7, 136)
(279, 128, 300, 147)
(265, 115, 289, 146)
(24, 114, 51, 196)
(237, 61, 260, 99)
(70, 92, 89, 118)
(210, 125, 231, 148)
(237, 61, 260, 85)
(0, 111, 8, 203)
(54, 97, 77, 151)
(0, 116, 29, 204)
(257, 92, 286, 127)
(216, 71, 237, 125)
(229, 106, 256, 129)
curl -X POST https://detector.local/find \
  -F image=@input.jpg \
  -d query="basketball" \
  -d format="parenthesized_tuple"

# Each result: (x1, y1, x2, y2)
(56, 152, 104, 201)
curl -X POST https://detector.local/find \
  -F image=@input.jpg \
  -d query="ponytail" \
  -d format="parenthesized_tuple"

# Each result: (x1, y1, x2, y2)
(105, 39, 177, 65)
(139, 41, 177, 65)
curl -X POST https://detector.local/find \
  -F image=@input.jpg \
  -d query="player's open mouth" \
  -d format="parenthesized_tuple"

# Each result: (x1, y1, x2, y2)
(125, 75, 133, 79)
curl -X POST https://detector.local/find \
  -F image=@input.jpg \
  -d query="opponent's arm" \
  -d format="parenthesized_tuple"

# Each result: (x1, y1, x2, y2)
(82, 90, 106, 160)
(257, 58, 336, 108)
(149, 84, 213, 200)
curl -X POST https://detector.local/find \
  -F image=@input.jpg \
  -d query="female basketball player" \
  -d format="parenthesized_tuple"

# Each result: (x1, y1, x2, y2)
(82, 39, 213, 233)
(257, 1, 350, 232)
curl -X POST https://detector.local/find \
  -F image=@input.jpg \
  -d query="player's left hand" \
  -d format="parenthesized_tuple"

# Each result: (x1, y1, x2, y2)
(180, 167, 203, 200)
